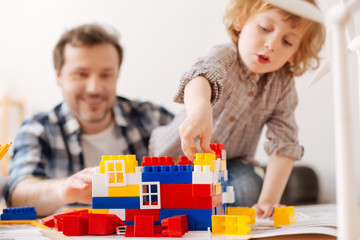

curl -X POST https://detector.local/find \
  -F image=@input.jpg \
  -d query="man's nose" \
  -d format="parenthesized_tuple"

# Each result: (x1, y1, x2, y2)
(85, 76, 101, 93)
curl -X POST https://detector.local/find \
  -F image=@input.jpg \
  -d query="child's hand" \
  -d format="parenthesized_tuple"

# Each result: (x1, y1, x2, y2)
(252, 202, 285, 219)
(179, 103, 213, 160)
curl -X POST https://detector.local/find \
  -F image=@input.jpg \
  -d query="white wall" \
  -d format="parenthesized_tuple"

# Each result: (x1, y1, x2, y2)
(0, 0, 359, 204)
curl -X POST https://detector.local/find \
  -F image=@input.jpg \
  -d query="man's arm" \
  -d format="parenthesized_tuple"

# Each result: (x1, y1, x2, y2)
(11, 167, 94, 217)
(252, 154, 294, 218)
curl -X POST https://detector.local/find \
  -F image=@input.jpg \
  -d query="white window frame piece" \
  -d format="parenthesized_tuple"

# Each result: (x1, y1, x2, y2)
(105, 160, 126, 186)
(140, 181, 161, 209)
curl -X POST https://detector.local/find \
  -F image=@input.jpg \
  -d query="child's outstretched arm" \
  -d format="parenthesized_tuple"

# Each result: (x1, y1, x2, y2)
(252, 154, 295, 218)
(180, 76, 214, 160)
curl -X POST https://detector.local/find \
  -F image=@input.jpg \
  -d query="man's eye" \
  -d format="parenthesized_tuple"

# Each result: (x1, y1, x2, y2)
(76, 72, 88, 77)
(101, 73, 112, 78)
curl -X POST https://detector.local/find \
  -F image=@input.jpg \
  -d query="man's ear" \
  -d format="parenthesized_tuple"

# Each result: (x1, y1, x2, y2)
(56, 70, 62, 86)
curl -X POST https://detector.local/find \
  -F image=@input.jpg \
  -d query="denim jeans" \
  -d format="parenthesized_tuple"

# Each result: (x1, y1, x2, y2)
(227, 160, 263, 207)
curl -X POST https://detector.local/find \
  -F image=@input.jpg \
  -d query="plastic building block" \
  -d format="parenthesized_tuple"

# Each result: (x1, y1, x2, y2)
(100, 155, 138, 174)
(226, 207, 255, 224)
(210, 144, 225, 159)
(273, 206, 296, 226)
(142, 165, 193, 184)
(92, 197, 140, 209)
(109, 209, 125, 220)
(124, 215, 162, 237)
(88, 213, 125, 235)
(160, 208, 215, 231)
(140, 181, 161, 209)
(212, 215, 251, 235)
(52, 209, 89, 231)
(125, 209, 160, 221)
(192, 165, 214, 184)
(1, 206, 37, 220)
(194, 153, 215, 171)
(142, 156, 174, 166)
(222, 186, 235, 204)
(108, 184, 140, 197)
(61, 214, 89, 236)
(162, 214, 188, 237)
(0, 143, 11, 160)
(42, 208, 78, 228)
(192, 184, 216, 197)
(178, 156, 194, 165)
(161, 183, 192, 197)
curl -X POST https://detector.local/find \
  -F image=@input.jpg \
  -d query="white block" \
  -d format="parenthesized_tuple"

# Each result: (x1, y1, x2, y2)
(109, 209, 126, 221)
(222, 186, 235, 204)
(224, 170, 228, 182)
(92, 172, 106, 184)
(92, 183, 108, 197)
(192, 171, 214, 184)
(126, 172, 142, 185)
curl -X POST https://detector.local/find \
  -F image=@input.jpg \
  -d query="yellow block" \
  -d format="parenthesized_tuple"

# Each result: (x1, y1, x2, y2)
(99, 155, 138, 174)
(221, 160, 227, 171)
(194, 153, 215, 171)
(215, 182, 222, 195)
(108, 184, 140, 197)
(212, 215, 251, 235)
(273, 206, 296, 226)
(91, 209, 109, 214)
(226, 207, 256, 224)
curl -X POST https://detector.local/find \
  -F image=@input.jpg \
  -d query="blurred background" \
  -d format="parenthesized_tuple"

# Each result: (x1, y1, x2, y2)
(0, 0, 359, 204)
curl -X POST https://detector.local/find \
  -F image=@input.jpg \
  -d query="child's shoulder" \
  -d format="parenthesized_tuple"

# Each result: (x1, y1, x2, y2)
(206, 42, 238, 63)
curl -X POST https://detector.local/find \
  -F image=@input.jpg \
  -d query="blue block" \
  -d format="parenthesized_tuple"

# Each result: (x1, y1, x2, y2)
(142, 165, 193, 184)
(160, 208, 214, 230)
(124, 220, 161, 225)
(92, 197, 140, 209)
(1, 207, 37, 220)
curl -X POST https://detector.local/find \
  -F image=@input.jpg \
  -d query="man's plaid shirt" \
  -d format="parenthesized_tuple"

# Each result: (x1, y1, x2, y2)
(5, 96, 173, 205)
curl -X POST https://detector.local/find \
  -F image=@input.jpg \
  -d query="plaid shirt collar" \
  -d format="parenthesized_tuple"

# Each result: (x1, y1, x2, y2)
(57, 100, 129, 136)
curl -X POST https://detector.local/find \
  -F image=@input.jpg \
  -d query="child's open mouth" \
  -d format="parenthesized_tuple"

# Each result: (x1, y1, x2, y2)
(257, 55, 270, 64)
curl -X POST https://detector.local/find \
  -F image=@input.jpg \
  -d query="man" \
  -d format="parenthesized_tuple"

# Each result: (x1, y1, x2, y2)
(4, 24, 174, 216)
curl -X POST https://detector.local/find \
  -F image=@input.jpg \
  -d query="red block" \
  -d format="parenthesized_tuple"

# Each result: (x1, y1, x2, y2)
(162, 214, 188, 237)
(194, 196, 219, 209)
(52, 209, 89, 231)
(125, 209, 160, 221)
(178, 156, 194, 165)
(134, 215, 154, 237)
(161, 196, 195, 209)
(210, 144, 225, 159)
(142, 156, 174, 166)
(161, 184, 192, 197)
(192, 184, 216, 197)
(61, 214, 89, 236)
(88, 213, 125, 235)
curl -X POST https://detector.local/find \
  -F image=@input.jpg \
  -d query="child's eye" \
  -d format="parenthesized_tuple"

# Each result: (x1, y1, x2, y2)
(283, 39, 293, 46)
(260, 25, 270, 32)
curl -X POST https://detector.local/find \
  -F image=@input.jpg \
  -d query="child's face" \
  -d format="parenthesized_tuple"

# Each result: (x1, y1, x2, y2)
(237, 8, 303, 74)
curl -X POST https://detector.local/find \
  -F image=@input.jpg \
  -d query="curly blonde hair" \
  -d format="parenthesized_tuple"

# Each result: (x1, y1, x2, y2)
(224, 0, 326, 76)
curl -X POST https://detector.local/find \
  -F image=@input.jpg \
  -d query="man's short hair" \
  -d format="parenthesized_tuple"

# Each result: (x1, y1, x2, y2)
(53, 24, 123, 71)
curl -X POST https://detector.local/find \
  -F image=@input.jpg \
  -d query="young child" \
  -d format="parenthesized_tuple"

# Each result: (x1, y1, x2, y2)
(150, 0, 325, 218)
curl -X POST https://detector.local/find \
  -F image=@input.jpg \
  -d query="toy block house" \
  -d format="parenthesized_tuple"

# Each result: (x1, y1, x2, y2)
(92, 144, 235, 233)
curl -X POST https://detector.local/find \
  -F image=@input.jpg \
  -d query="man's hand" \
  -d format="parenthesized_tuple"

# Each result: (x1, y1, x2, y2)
(58, 167, 94, 205)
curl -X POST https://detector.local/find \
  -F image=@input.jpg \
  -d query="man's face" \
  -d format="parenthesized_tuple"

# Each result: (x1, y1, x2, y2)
(57, 43, 119, 126)
(237, 8, 303, 74)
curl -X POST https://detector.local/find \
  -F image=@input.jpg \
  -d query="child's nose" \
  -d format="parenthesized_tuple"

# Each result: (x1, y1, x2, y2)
(264, 35, 279, 51)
